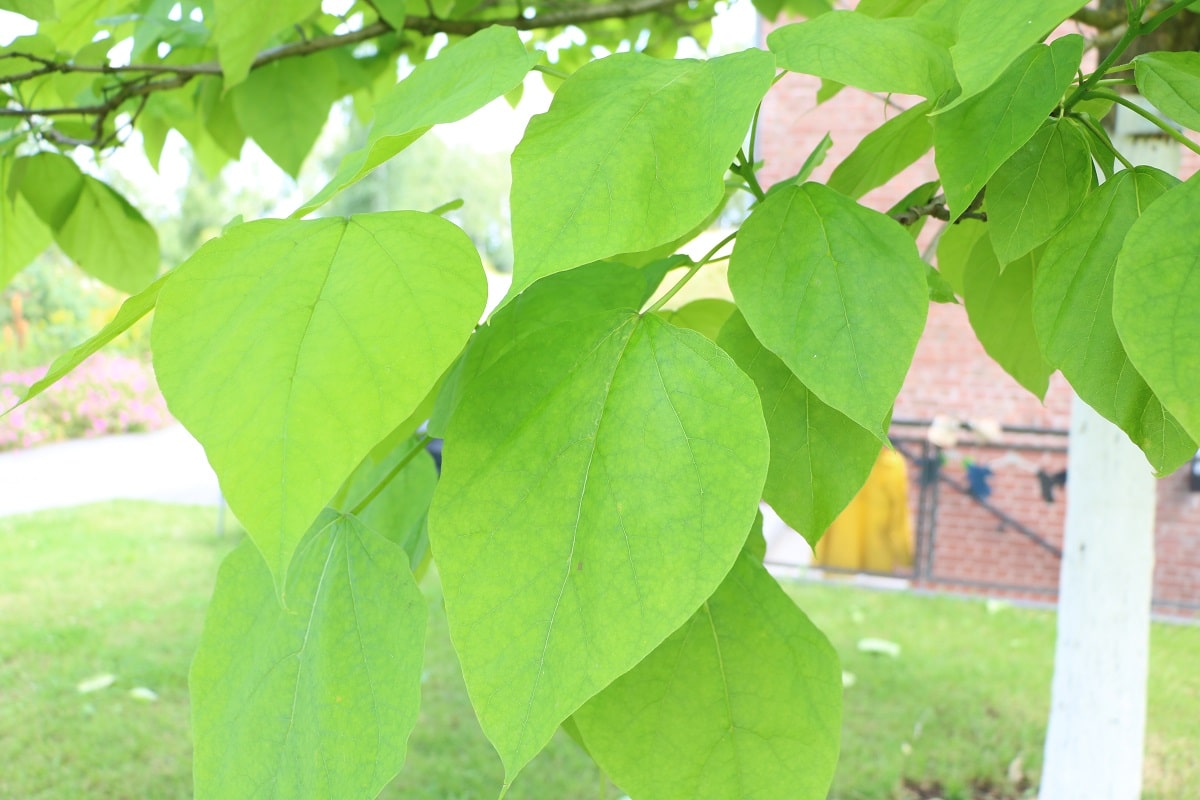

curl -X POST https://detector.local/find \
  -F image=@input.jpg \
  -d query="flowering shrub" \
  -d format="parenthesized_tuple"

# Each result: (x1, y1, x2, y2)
(0, 354, 171, 451)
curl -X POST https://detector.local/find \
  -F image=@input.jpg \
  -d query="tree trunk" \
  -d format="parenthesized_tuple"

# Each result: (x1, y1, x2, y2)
(1039, 399, 1157, 800)
(1038, 98, 1179, 800)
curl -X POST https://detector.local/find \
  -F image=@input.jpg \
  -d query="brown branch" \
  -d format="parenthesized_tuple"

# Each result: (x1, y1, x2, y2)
(1, 0, 688, 88)
(0, 0, 694, 144)
(0, 22, 390, 86)
(0, 73, 192, 117)
(892, 194, 987, 226)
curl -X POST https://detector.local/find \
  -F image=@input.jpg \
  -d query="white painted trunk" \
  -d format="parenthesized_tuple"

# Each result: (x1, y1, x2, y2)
(1039, 398, 1156, 800)
(1038, 99, 1175, 800)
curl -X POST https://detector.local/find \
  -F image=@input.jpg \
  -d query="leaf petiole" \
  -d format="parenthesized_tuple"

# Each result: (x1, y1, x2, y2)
(1068, 0, 1199, 110)
(644, 230, 738, 314)
(1073, 112, 1136, 170)
(532, 63, 570, 81)
(350, 434, 434, 516)
(1087, 89, 1200, 157)
(732, 148, 767, 201)
(1141, 0, 1200, 35)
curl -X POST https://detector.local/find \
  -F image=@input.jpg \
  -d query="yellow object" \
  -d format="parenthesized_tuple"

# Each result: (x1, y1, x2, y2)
(814, 448, 914, 572)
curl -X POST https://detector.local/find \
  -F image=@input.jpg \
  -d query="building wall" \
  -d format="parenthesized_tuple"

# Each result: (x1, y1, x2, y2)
(754, 27, 1200, 614)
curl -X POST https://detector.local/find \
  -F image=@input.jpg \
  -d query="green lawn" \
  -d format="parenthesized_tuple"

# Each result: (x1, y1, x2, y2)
(1, 502, 1196, 799)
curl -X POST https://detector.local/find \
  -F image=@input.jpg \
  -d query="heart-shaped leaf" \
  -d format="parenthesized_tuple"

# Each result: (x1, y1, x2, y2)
(429, 280, 768, 783)
(153, 212, 485, 581)
(575, 552, 842, 800)
(1113, 172, 1200, 443)
(729, 182, 928, 438)
(510, 49, 774, 292)
(191, 513, 425, 800)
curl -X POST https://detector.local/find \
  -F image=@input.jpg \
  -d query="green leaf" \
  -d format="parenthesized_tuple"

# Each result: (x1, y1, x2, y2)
(1133, 51, 1200, 132)
(774, 132, 834, 189)
(1113, 172, 1200, 444)
(30, 0, 105, 50)
(15, 154, 161, 292)
(428, 306, 769, 782)
(933, 35, 1083, 216)
(660, 297, 736, 341)
(856, 0, 932, 16)
(430, 261, 651, 434)
(602, 196, 731, 271)
(752, 0, 831, 22)
(767, 12, 954, 99)
(198, 76, 247, 161)
(214, 0, 319, 90)
(574, 552, 842, 800)
(1073, 96, 1116, 122)
(743, 509, 767, 562)
(332, 436, 439, 573)
(718, 311, 881, 544)
(935, 218, 986, 296)
(0, 34, 56, 80)
(152, 212, 486, 583)
(1073, 111, 1118, 179)
(510, 49, 774, 293)
(1034, 168, 1195, 475)
(14, 152, 84, 229)
(728, 182, 928, 438)
(372, 0, 407, 28)
(138, 112, 169, 172)
(55, 175, 160, 293)
(926, 263, 958, 303)
(138, 76, 246, 176)
(0, 159, 51, 287)
(962, 235, 1053, 398)
(827, 100, 934, 199)
(3, 273, 166, 414)
(635, 253, 690, 299)
(297, 26, 539, 217)
(366, 376, 444, 459)
(231, 52, 338, 178)
(987, 119, 1095, 265)
(817, 78, 843, 104)
(56, 37, 109, 104)
(946, 0, 1088, 107)
(0, 0, 56, 20)
(191, 513, 425, 800)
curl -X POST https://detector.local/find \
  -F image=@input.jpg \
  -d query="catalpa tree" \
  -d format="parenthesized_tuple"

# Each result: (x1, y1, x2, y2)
(3, 0, 1199, 797)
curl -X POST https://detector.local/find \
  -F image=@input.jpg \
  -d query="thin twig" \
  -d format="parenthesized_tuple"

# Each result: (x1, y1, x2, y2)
(1, 0, 688, 85)
(868, 92, 906, 112)
(0, 0, 693, 129)
(891, 194, 987, 226)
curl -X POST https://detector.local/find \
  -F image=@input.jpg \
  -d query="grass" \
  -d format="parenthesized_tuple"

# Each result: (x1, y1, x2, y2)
(0, 502, 1196, 799)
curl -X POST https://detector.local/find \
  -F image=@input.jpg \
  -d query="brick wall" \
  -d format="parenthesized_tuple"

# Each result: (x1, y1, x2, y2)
(897, 438, 1069, 597)
(755, 20, 1200, 614)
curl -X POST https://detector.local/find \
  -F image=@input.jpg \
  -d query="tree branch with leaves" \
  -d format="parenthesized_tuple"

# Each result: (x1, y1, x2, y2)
(3, 0, 1200, 798)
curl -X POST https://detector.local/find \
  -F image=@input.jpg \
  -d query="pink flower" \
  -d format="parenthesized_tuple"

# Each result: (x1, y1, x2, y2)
(0, 353, 173, 452)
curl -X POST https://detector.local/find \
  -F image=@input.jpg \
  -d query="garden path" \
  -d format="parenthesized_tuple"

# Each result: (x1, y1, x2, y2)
(0, 423, 824, 575)
(0, 424, 220, 517)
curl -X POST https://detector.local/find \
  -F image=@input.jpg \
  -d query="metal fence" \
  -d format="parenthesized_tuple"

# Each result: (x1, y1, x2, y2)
(767, 418, 1200, 615)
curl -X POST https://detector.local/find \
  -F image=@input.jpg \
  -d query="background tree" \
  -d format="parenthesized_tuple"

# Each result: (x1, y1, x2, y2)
(3, 1, 1200, 798)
